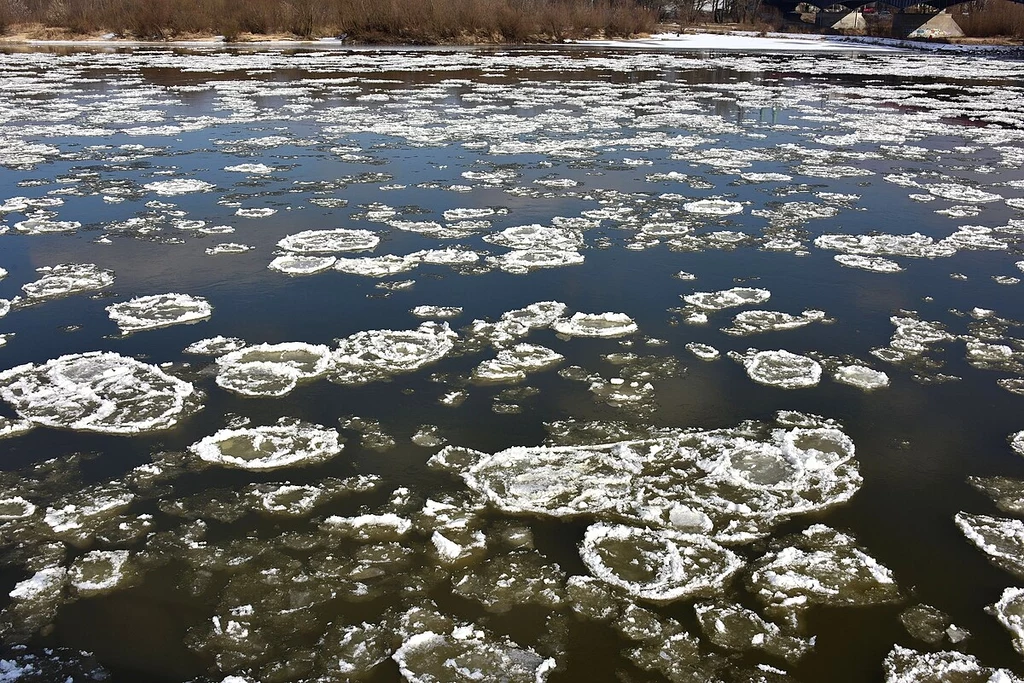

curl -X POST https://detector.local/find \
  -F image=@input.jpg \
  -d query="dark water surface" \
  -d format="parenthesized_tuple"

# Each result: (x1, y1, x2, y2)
(0, 42, 1023, 683)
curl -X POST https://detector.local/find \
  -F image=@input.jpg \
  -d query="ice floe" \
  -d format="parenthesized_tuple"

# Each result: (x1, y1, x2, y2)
(0, 352, 197, 434)
(731, 349, 822, 389)
(184, 336, 246, 356)
(268, 254, 337, 275)
(452, 550, 564, 612)
(683, 287, 771, 311)
(683, 199, 744, 216)
(191, 420, 343, 470)
(21, 263, 114, 301)
(580, 523, 742, 603)
(106, 293, 212, 334)
(834, 365, 890, 391)
(335, 255, 419, 277)
(883, 646, 1021, 683)
(473, 344, 564, 383)
(552, 312, 637, 338)
(433, 415, 860, 542)
(143, 179, 215, 195)
(686, 343, 720, 361)
(815, 233, 957, 259)
(926, 183, 1003, 203)
(69, 550, 133, 596)
(393, 623, 555, 683)
(333, 322, 457, 385)
(956, 512, 1024, 579)
(695, 601, 813, 662)
(216, 342, 332, 397)
(969, 476, 1024, 516)
(722, 310, 826, 336)
(277, 228, 379, 254)
(834, 254, 904, 273)
(747, 525, 900, 628)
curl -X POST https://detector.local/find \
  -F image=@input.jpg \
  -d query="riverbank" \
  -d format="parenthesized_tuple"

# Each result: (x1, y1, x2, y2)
(3, 27, 1021, 57)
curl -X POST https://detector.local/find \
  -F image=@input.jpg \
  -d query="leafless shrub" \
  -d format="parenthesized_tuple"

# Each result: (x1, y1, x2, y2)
(9, 0, 662, 42)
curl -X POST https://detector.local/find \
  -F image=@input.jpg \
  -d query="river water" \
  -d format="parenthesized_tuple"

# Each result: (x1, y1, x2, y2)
(0, 40, 1023, 683)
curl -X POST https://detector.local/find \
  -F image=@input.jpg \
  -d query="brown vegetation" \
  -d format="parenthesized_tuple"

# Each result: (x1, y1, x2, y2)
(0, 0, 659, 42)
(954, 0, 1024, 37)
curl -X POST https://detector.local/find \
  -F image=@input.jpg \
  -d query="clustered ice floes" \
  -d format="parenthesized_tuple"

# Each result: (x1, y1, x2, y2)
(2, 44, 1024, 683)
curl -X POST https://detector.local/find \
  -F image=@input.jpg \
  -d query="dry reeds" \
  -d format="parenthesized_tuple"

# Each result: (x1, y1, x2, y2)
(954, 0, 1024, 37)
(0, 0, 658, 42)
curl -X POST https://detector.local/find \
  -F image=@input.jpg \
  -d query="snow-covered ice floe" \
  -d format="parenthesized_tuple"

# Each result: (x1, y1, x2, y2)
(106, 293, 212, 334)
(883, 646, 1022, 683)
(552, 312, 637, 338)
(190, 420, 343, 470)
(580, 523, 742, 603)
(393, 622, 555, 683)
(216, 342, 333, 397)
(730, 349, 822, 389)
(143, 178, 214, 195)
(0, 352, 198, 434)
(21, 263, 114, 301)
(431, 413, 860, 543)
(956, 512, 1024, 579)
(277, 228, 379, 253)
(333, 322, 457, 385)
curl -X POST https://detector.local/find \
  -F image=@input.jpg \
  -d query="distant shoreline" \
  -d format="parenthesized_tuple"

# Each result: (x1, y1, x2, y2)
(1, 28, 1020, 54)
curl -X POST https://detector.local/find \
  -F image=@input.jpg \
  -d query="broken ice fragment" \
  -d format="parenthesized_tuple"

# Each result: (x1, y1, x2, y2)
(5, 565, 67, 637)
(318, 621, 392, 679)
(899, 605, 955, 646)
(106, 293, 212, 334)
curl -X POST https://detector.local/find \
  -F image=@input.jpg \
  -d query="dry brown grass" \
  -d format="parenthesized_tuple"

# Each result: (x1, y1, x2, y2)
(954, 0, 1024, 37)
(0, 0, 658, 42)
